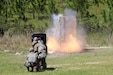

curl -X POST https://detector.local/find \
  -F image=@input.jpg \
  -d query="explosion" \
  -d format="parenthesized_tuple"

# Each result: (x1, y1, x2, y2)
(47, 37, 59, 52)
(46, 9, 86, 53)
(60, 34, 82, 53)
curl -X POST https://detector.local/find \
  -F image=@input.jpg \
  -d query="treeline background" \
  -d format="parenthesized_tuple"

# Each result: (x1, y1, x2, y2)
(0, 0, 113, 51)
(0, 0, 113, 35)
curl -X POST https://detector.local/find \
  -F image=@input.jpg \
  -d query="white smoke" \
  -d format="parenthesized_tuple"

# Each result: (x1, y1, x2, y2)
(65, 8, 77, 16)
(46, 8, 86, 53)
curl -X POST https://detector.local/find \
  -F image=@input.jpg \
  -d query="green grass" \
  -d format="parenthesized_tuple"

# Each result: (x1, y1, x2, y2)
(0, 48, 113, 75)
(86, 32, 113, 46)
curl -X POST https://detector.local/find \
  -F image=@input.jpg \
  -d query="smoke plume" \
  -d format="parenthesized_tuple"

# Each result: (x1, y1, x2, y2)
(46, 8, 86, 53)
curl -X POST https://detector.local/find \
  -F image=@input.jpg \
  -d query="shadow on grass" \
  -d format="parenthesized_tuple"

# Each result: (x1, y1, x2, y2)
(46, 67, 57, 71)
(84, 48, 94, 51)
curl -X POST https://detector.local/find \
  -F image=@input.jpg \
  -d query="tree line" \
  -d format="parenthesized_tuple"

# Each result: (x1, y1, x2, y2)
(0, 0, 113, 36)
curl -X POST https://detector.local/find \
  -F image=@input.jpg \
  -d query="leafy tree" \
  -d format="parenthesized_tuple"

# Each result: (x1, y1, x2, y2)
(0, 0, 113, 35)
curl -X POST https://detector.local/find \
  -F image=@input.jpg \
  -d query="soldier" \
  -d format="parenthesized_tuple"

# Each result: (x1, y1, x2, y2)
(33, 38, 47, 70)
(32, 36, 47, 71)
(37, 40, 47, 59)
(32, 37, 41, 51)
(32, 37, 38, 47)
(24, 47, 38, 72)
(37, 39, 47, 70)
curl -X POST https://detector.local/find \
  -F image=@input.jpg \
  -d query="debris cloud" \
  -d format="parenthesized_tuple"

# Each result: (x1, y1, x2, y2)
(46, 9, 86, 53)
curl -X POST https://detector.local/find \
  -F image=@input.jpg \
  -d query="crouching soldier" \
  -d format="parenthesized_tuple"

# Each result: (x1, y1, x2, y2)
(37, 40, 47, 70)
(33, 38, 47, 71)
(24, 47, 38, 72)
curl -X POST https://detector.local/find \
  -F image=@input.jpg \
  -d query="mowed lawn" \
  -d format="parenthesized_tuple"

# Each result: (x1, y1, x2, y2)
(0, 48, 113, 75)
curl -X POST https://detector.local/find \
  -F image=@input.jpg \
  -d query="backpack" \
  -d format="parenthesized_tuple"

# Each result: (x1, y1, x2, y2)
(27, 52, 38, 63)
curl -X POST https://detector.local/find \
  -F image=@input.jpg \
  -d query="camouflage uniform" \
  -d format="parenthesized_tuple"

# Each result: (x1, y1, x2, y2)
(29, 37, 47, 71)
(37, 40, 47, 70)
(27, 52, 38, 63)
(32, 37, 38, 47)
(37, 40, 47, 59)
(32, 37, 41, 52)
(33, 39, 47, 70)
(24, 47, 38, 72)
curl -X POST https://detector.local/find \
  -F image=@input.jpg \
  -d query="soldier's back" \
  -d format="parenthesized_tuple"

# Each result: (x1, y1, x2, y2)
(27, 52, 38, 63)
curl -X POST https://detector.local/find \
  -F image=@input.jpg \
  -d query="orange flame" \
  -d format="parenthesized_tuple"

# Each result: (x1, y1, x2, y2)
(61, 34, 82, 53)
(47, 34, 83, 53)
(47, 37, 59, 52)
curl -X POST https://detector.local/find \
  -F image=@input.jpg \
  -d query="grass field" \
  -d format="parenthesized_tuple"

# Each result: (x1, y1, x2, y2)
(0, 48, 113, 75)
